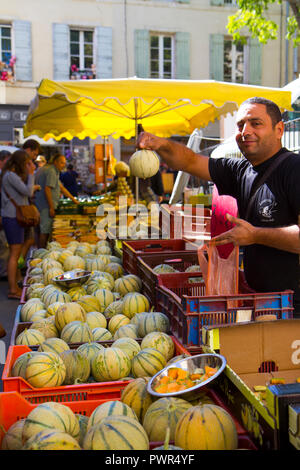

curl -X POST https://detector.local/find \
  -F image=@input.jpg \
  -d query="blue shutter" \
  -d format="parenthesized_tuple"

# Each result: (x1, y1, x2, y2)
(248, 37, 262, 85)
(134, 29, 150, 78)
(13, 20, 32, 82)
(52, 23, 70, 80)
(175, 32, 190, 79)
(95, 26, 113, 79)
(209, 34, 224, 80)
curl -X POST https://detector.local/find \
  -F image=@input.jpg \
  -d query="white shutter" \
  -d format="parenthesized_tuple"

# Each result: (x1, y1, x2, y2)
(53, 23, 70, 80)
(95, 26, 113, 79)
(13, 20, 32, 82)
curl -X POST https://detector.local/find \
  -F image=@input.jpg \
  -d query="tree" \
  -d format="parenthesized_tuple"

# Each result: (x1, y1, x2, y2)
(227, 0, 300, 46)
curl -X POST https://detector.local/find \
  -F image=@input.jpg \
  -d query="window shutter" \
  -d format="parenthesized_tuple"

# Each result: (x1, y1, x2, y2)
(177, 0, 191, 3)
(210, 0, 224, 5)
(134, 29, 150, 78)
(95, 26, 113, 79)
(52, 23, 70, 80)
(13, 20, 32, 82)
(209, 34, 224, 80)
(175, 32, 190, 79)
(249, 37, 262, 85)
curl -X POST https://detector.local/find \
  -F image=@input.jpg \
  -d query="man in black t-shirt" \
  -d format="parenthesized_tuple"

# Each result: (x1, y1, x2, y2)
(137, 97, 300, 316)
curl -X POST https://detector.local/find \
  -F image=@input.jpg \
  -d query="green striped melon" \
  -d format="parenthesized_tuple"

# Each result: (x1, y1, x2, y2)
(26, 287, 45, 301)
(75, 246, 93, 258)
(85, 257, 106, 272)
(22, 401, 80, 442)
(58, 249, 73, 265)
(47, 241, 62, 250)
(91, 347, 131, 381)
(141, 332, 175, 361)
(167, 354, 191, 366)
(185, 264, 201, 272)
(41, 258, 62, 273)
(44, 289, 71, 309)
(143, 397, 193, 442)
(46, 301, 64, 317)
(83, 415, 149, 450)
(130, 312, 149, 327)
(60, 349, 91, 385)
(27, 274, 44, 285)
(1, 419, 25, 450)
(113, 324, 138, 340)
(93, 271, 115, 286)
(93, 288, 114, 312)
(92, 327, 112, 342)
(44, 267, 65, 286)
(30, 310, 48, 322)
(23, 429, 81, 450)
(104, 262, 124, 280)
(95, 254, 111, 266)
(96, 240, 110, 249)
(109, 255, 122, 265)
(136, 311, 170, 337)
(38, 337, 70, 355)
(108, 314, 130, 335)
(29, 318, 59, 339)
(66, 241, 80, 251)
(11, 351, 39, 379)
(112, 292, 121, 301)
(86, 311, 107, 330)
(16, 328, 45, 346)
(131, 348, 167, 378)
(114, 275, 142, 296)
(77, 414, 89, 447)
(121, 377, 153, 423)
(32, 248, 49, 259)
(96, 245, 111, 255)
(54, 302, 86, 332)
(40, 284, 58, 303)
(63, 255, 85, 271)
(47, 250, 63, 261)
(25, 352, 66, 388)
(153, 264, 177, 274)
(28, 267, 43, 278)
(20, 299, 45, 322)
(86, 277, 113, 295)
(77, 295, 101, 313)
(77, 342, 105, 366)
(87, 401, 138, 431)
(60, 321, 93, 344)
(66, 286, 86, 301)
(112, 338, 141, 360)
(104, 300, 124, 318)
(174, 404, 238, 450)
(122, 293, 150, 319)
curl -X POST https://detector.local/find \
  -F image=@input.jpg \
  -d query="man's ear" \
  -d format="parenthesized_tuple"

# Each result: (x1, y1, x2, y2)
(276, 120, 284, 139)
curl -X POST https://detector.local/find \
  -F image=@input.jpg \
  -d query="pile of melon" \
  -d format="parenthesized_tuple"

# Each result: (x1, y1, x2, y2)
(1, 377, 238, 450)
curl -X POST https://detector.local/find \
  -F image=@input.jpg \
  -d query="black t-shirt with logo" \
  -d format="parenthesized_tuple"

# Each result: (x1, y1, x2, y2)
(209, 148, 300, 310)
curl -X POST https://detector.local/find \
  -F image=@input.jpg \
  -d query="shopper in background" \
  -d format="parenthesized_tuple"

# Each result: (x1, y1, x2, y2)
(22, 139, 41, 162)
(60, 163, 79, 197)
(34, 154, 80, 248)
(35, 155, 47, 169)
(1, 150, 39, 299)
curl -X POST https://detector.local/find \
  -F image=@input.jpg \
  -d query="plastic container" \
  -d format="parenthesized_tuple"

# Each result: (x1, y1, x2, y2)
(2, 336, 189, 402)
(122, 239, 197, 275)
(137, 251, 200, 307)
(160, 204, 211, 240)
(0, 389, 257, 450)
(156, 272, 294, 350)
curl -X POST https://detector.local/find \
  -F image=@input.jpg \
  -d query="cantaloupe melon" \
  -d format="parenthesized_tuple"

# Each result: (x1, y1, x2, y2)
(23, 429, 81, 450)
(55, 302, 86, 332)
(60, 321, 93, 344)
(121, 378, 153, 423)
(1, 419, 26, 450)
(87, 401, 138, 430)
(25, 352, 66, 388)
(91, 347, 131, 381)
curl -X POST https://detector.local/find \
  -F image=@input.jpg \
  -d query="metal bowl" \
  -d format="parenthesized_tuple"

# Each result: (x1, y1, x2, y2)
(52, 269, 91, 288)
(147, 353, 226, 401)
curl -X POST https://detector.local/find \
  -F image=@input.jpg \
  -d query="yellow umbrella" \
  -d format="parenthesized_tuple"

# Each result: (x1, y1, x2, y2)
(24, 77, 292, 141)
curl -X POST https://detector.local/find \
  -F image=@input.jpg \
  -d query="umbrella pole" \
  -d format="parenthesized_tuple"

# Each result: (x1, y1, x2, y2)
(134, 108, 139, 209)
(103, 136, 108, 193)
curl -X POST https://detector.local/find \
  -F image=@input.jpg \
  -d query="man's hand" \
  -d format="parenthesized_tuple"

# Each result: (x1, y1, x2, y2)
(137, 131, 166, 151)
(210, 213, 257, 247)
(49, 208, 55, 218)
(73, 198, 80, 205)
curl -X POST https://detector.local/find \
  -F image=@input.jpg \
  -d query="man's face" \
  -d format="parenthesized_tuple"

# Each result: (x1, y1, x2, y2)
(54, 156, 66, 172)
(25, 147, 39, 161)
(235, 103, 284, 165)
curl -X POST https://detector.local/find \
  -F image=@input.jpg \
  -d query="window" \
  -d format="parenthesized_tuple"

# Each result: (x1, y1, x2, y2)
(223, 37, 248, 83)
(70, 29, 95, 79)
(150, 34, 174, 79)
(0, 25, 15, 82)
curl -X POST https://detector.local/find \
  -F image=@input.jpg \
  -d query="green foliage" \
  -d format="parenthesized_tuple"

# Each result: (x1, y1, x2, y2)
(227, 0, 300, 46)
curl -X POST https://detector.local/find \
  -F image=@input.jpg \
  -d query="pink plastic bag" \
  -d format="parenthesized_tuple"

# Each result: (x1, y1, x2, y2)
(211, 185, 238, 259)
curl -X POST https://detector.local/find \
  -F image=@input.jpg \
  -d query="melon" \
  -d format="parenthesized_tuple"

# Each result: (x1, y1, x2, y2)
(122, 292, 150, 319)
(46, 301, 64, 317)
(129, 149, 160, 179)
(22, 401, 80, 442)
(131, 348, 167, 378)
(83, 415, 149, 450)
(60, 349, 91, 385)
(87, 401, 138, 430)
(153, 264, 177, 274)
(41, 258, 62, 273)
(29, 258, 43, 267)
(1, 419, 26, 450)
(60, 321, 93, 344)
(44, 267, 65, 285)
(112, 337, 141, 360)
(91, 347, 131, 381)
(86, 277, 113, 295)
(96, 245, 111, 255)
(47, 241, 61, 250)
(92, 327, 112, 342)
(25, 352, 66, 388)
(167, 354, 191, 366)
(55, 302, 86, 332)
(43, 289, 71, 309)
(104, 262, 124, 280)
(86, 311, 107, 330)
(185, 264, 201, 273)
(77, 342, 105, 366)
(108, 314, 130, 335)
(63, 255, 85, 271)
(85, 257, 106, 272)
(143, 397, 192, 442)
(23, 429, 81, 450)
(93, 288, 114, 312)
(66, 286, 86, 301)
(114, 275, 142, 296)
(121, 378, 153, 423)
(32, 248, 49, 259)
(29, 318, 59, 339)
(47, 250, 62, 261)
(37, 337, 70, 355)
(30, 310, 48, 322)
(136, 311, 170, 337)
(11, 351, 38, 379)
(77, 414, 89, 447)
(174, 404, 238, 450)
(20, 299, 45, 322)
(77, 295, 101, 313)
(141, 332, 175, 361)
(26, 287, 45, 301)
(104, 300, 124, 318)
(113, 323, 138, 340)
(15, 328, 46, 346)
(58, 249, 73, 265)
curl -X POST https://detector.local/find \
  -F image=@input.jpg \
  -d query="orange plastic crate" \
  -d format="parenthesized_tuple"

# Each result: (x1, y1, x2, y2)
(2, 337, 189, 403)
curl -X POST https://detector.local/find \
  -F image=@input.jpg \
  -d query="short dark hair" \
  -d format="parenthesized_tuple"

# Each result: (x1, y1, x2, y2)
(0, 150, 11, 161)
(241, 97, 282, 128)
(22, 139, 40, 151)
(67, 164, 73, 170)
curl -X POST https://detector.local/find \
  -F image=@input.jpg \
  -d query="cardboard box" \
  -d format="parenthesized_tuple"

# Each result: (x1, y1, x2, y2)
(202, 319, 300, 449)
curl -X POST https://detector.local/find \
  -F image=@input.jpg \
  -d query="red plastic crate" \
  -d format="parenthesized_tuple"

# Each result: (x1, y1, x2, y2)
(2, 336, 189, 402)
(137, 251, 201, 307)
(0, 390, 257, 450)
(160, 204, 211, 240)
(156, 272, 294, 351)
(122, 239, 197, 275)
